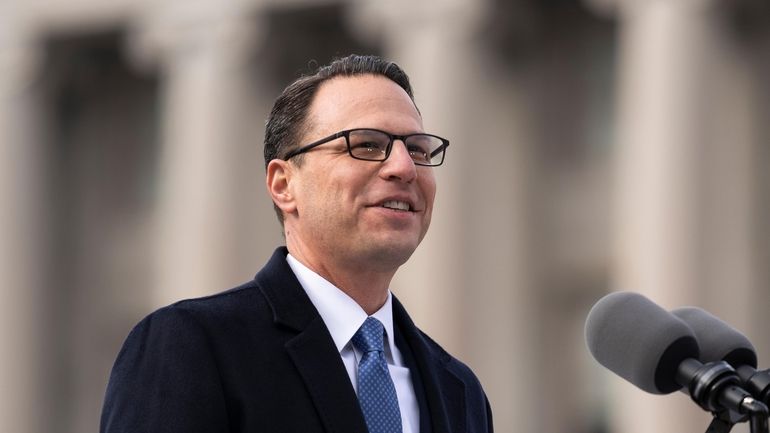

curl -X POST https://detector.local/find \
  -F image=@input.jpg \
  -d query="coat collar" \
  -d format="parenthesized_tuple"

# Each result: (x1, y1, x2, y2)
(256, 247, 368, 433)
(255, 247, 318, 332)
(255, 247, 468, 433)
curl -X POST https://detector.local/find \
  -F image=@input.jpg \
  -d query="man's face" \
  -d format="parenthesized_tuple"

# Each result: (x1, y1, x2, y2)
(285, 74, 436, 272)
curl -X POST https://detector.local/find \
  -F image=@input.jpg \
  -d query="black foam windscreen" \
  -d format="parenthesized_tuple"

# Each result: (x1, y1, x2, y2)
(672, 306, 758, 369)
(585, 292, 700, 394)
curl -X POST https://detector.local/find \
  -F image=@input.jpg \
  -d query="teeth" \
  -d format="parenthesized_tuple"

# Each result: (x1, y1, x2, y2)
(382, 200, 411, 211)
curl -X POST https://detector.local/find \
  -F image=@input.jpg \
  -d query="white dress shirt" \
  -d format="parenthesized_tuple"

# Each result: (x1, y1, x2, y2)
(287, 254, 419, 433)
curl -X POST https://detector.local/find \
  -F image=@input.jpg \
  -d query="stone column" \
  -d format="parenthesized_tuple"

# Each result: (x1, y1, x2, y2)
(691, 4, 769, 366)
(611, 1, 734, 432)
(129, 4, 274, 307)
(349, 2, 540, 432)
(0, 12, 46, 433)
(698, 23, 762, 340)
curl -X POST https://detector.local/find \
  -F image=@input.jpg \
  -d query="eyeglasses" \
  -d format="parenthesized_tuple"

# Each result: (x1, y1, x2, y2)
(283, 128, 450, 166)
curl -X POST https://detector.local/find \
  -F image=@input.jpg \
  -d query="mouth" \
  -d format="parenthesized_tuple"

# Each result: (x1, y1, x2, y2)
(379, 200, 414, 212)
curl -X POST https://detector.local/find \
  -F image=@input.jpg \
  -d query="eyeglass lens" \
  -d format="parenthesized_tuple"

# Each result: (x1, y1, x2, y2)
(347, 129, 445, 165)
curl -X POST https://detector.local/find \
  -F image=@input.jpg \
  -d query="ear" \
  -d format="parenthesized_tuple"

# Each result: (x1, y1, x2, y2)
(266, 159, 297, 216)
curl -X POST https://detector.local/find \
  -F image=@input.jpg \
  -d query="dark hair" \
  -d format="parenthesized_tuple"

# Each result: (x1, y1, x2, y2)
(263, 54, 418, 224)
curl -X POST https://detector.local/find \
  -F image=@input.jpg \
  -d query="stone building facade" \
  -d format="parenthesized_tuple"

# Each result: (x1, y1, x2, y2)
(1, 1, 769, 432)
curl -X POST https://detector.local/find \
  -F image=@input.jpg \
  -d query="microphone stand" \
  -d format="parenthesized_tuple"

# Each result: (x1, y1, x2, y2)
(705, 399, 769, 433)
(706, 410, 739, 433)
(677, 360, 770, 433)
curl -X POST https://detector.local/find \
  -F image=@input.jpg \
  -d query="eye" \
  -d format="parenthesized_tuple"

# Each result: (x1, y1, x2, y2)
(355, 141, 383, 151)
(407, 145, 429, 162)
(405, 136, 435, 163)
(350, 140, 387, 157)
(348, 130, 390, 159)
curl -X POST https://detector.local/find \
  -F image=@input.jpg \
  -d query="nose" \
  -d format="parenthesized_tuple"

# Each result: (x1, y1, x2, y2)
(380, 139, 417, 183)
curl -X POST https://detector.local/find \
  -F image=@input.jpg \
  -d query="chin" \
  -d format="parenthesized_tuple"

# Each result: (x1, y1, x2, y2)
(362, 241, 419, 270)
(390, 241, 422, 263)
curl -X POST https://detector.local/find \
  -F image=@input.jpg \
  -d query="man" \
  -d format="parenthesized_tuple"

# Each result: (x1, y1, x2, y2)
(101, 54, 493, 433)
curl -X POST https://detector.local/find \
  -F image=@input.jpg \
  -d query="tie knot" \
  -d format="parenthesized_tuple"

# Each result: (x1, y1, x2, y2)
(352, 317, 385, 354)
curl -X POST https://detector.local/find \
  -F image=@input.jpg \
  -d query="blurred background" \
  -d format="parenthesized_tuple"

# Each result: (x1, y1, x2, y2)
(2, 0, 770, 432)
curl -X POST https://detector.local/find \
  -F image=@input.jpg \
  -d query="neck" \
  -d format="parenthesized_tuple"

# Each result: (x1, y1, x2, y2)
(286, 242, 396, 315)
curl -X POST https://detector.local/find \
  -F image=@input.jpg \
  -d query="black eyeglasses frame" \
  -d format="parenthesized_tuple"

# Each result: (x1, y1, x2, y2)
(282, 128, 450, 167)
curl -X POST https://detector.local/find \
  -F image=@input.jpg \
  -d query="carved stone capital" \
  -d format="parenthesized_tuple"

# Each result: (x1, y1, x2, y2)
(346, 0, 487, 47)
(126, 0, 262, 73)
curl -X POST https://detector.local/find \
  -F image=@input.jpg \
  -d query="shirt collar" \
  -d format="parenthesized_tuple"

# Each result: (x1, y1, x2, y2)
(286, 254, 397, 358)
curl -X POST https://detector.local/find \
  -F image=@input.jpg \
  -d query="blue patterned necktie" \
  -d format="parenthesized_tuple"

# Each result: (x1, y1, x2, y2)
(351, 317, 403, 433)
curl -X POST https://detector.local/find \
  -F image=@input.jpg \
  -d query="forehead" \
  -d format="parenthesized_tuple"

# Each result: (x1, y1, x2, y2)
(306, 74, 423, 135)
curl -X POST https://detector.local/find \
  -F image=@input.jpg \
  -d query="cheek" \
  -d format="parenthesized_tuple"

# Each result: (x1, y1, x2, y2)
(316, 175, 359, 218)
(419, 173, 437, 207)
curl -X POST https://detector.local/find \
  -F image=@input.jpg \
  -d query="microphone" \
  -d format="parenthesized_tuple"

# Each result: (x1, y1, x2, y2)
(585, 292, 755, 414)
(585, 291, 698, 394)
(672, 307, 770, 405)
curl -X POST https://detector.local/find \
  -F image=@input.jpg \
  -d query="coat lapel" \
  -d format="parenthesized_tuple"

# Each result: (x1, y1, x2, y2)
(393, 297, 468, 433)
(256, 248, 367, 433)
(255, 248, 469, 433)
(285, 316, 368, 433)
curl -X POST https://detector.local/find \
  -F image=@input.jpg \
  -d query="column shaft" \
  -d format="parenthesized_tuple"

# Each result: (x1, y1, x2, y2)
(0, 34, 46, 433)
(613, 2, 727, 432)
(150, 19, 261, 305)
